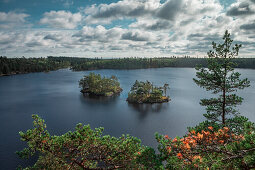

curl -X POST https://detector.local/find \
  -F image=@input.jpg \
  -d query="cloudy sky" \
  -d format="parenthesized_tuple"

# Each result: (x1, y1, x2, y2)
(0, 0, 254, 58)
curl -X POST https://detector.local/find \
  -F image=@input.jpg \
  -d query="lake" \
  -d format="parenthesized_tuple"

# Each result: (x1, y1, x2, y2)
(0, 68, 254, 169)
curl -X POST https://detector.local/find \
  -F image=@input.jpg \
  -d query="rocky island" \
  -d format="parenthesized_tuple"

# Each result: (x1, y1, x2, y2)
(127, 80, 170, 104)
(79, 73, 122, 97)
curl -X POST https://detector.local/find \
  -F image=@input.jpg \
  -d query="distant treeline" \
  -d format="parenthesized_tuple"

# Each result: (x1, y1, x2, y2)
(0, 56, 70, 76)
(71, 57, 255, 71)
(1, 56, 255, 76)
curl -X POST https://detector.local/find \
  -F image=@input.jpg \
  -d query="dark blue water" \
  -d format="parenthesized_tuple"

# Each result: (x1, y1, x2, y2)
(0, 68, 254, 169)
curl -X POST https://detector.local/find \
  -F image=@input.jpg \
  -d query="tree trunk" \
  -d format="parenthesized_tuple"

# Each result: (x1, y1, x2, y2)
(222, 88, 226, 125)
(222, 59, 227, 125)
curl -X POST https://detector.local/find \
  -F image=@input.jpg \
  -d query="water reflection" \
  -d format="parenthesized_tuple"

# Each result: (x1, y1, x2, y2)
(128, 103, 168, 119)
(79, 94, 120, 105)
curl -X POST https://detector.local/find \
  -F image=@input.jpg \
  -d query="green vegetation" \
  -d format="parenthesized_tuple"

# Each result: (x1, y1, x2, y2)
(79, 72, 122, 97)
(156, 119, 255, 169)
(1, 56, 255, 77)
(194, 30, 250, 124)
(17, 115, 149, 169)
(127, 80, 170, 103)
(17, 31, 255, 169)
(71, 57, 255, 71)
(17, 115, 255, 169)
(0, 56, 69, 76)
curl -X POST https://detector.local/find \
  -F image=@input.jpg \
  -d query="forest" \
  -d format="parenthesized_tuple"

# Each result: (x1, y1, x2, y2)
(0, 56, 70, 76)
(1, 56, 255, 76)
(71, 57, 255, 70)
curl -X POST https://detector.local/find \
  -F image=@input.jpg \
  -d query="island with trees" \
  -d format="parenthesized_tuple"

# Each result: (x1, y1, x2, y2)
(127, 80, 170, 104)
(17, 31, 255, 169)
(79, 72, 122, 97)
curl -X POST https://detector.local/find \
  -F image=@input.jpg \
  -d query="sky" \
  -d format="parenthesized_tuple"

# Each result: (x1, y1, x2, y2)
(0, 0, 254, 58)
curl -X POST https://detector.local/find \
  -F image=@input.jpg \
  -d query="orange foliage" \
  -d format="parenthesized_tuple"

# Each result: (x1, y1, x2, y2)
(164, 126, 244, 164)
(177, 153, 183, 159)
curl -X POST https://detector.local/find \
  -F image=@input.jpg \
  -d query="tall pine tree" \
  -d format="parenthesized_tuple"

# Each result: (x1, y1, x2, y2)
(193, 30, 250, 124)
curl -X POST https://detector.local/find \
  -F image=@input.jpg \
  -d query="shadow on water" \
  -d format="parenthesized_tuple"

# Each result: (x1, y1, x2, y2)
(128, 103, 169, 119)
(79, 93, 120, 106)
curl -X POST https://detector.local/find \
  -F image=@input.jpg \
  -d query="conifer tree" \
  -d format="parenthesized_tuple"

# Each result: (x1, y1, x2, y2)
(193, 30, 250, 124)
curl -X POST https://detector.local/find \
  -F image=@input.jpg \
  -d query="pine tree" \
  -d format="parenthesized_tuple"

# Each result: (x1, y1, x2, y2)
(193, 30, 250, 124)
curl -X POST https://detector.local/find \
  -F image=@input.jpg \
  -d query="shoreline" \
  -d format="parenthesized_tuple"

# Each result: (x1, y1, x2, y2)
(1, 66, 255, 77)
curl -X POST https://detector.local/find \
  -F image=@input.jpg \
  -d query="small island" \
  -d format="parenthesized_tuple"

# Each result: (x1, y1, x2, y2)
(127, 80, 170, 104)
(79, 73, 122, 97)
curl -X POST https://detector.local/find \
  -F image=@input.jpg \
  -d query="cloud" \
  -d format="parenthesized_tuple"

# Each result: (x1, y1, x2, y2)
(121, 31, 149, 41)
(84, 0, 160, 24)
(26, 41, 44, 47)
(156, 0, 183, 20)
(73, 25, 124, 43)
(227, 0, 255, 16)
(0, 11, 30, 29)
(44, 34, 62, 41)
(240, 22, 255, 30)
(130, 19, 172, 31)
(39, 10, 81, 29)
(2, 0, 255, 58)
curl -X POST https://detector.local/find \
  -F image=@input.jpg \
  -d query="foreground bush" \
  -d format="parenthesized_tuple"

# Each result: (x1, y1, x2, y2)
(157, 121, 255, 169)
(18, 115, 255, 169)
(17, 115, 154, 169)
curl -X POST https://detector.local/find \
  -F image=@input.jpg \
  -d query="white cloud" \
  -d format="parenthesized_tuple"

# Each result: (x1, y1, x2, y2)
(0, 11, 30, 29)
(39, 10, 82, 29)
(2, 0, 255, 57)
(84, 0, 160, 24)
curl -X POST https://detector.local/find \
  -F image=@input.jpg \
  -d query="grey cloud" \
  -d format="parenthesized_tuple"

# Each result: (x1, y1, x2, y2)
(235, 40, 255, 46)
(186, 42, 211, 52)
(156, 0, 183, 20)
(188, 33, 220, 40)
(85, 0, 156, 23)
(248, 35, 255, 38)
(72, 31, 101, 41)
(121, 32, 149, 41)
(109, 45, 123, 51)
(62, 44, 75, 49)
(180, 19, 193, 26)
(240, 22, 255, 30)
(145, 20, 171, 30)
(203, 36, 221, 42)
(85, 0, 184, 24)
(227, 2, 255, 16)
(44, 34, 61, 41)
(26, 41, 43, 47)
(0, 36, 14, 44)
(131, 20, 172, 31)
(72, 26, 123, 43)
(146, 41, 160, 46)
(92, 5, 150, 19)
(188, 33, 205, 39)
